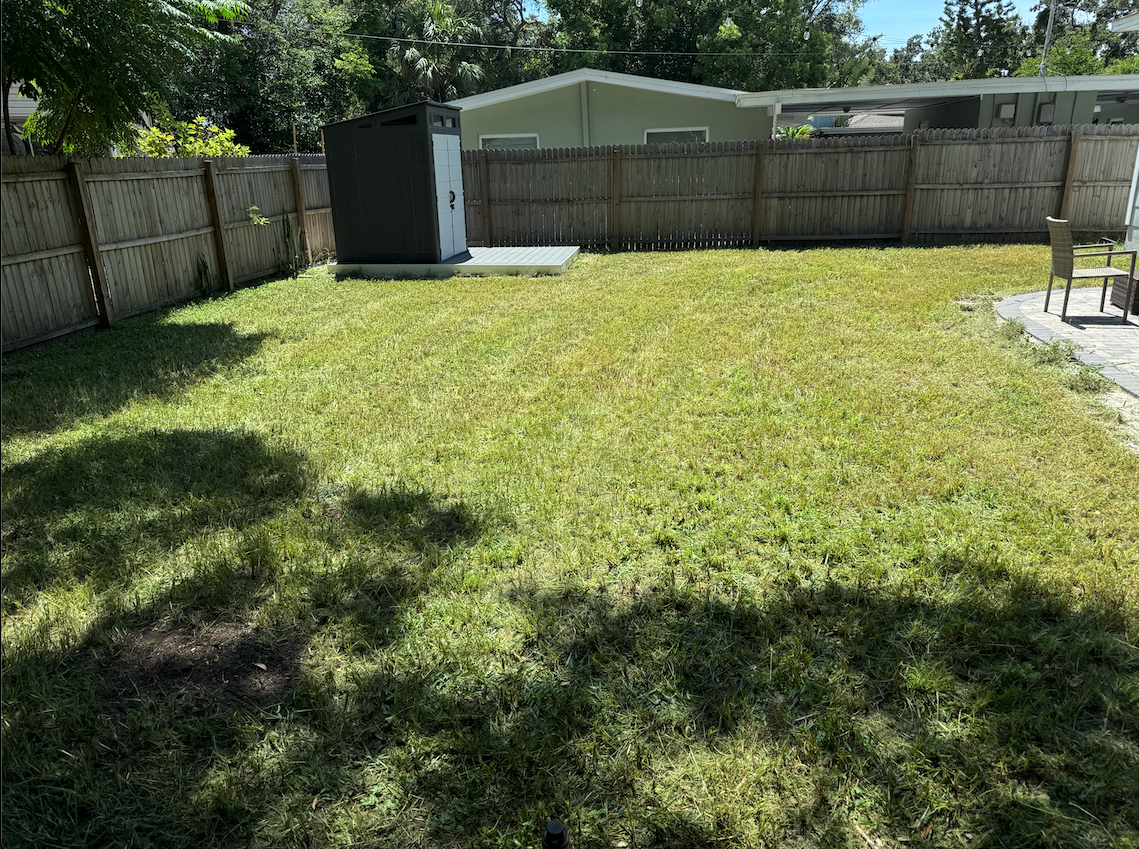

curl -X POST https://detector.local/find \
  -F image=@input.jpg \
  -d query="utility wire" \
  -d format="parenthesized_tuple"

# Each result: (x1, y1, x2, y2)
(347, 31, 1049, 57)
(346, 32, 830, 57)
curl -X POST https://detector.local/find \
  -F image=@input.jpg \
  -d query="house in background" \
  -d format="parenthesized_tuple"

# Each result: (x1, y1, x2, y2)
(450, 69, 762, 150)
(3, 83, 40, 154)
(453, 71, 1138, 149)
(737, 74, 1139, 134)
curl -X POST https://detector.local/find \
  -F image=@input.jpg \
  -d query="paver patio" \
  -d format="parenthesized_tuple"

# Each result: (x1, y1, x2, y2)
(997, 286, 1139, 397)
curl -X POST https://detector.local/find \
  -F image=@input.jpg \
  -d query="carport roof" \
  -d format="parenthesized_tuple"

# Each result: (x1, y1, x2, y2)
(734, 74, 1139, 118)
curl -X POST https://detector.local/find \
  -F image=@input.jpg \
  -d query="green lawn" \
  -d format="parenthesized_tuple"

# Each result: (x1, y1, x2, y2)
(2, 246, 1137, 849)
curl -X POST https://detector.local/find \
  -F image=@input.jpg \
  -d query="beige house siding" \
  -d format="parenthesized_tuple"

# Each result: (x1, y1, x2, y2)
(6, 83, 39, 124)
(458, 80, 772, 150)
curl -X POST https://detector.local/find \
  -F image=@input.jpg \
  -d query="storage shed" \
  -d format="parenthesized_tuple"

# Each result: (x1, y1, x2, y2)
(323, 101, 467, 264)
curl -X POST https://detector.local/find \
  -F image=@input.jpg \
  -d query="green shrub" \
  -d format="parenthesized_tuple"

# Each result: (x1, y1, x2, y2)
(133, 117, 250, 158)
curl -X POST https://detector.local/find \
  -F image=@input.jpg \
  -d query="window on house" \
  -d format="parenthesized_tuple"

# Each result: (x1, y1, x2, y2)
(644, 127, 708, 144)
(480, 134, 539, 150)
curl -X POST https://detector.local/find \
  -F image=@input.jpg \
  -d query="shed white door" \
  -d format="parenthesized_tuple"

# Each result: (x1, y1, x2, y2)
(433, 134, 467, 260)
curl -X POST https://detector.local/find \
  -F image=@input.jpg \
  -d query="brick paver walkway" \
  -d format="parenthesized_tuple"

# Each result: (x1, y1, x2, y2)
(995, 285, 1139, 398)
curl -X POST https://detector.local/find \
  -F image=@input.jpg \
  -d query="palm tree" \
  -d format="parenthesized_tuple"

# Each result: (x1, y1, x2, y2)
(381, 0, 484, 105)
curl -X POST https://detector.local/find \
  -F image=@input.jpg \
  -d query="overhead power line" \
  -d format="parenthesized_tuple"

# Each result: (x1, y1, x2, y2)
(346, 32, 830, 57)
(346, 31, 1050, 58)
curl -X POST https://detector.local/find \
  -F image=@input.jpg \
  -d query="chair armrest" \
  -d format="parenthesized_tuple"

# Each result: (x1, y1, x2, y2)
(1075, 250, 1136, 259)
(1074, 240, 1116, 251)
(1074, 249, 1138, 274)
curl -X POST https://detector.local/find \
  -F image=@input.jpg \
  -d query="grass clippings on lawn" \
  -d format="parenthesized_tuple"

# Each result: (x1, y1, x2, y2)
(2, 246, 1137, 849)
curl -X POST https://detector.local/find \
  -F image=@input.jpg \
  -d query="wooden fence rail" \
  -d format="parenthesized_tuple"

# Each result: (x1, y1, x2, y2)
(3, 124, 1137, 353)
(1, 153, 333, 353)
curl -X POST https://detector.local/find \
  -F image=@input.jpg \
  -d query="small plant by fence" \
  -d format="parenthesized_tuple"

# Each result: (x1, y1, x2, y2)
(459, 124, 1139, 250)
(1, 154, 332, 353)
(2, 124, 1137, 353)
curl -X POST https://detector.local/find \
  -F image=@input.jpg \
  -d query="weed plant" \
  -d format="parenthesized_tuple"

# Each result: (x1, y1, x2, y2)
(2, 247, 1137, 848)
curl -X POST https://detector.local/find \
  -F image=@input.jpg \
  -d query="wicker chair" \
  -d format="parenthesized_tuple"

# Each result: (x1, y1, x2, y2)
(1045, 217, 1136, 324)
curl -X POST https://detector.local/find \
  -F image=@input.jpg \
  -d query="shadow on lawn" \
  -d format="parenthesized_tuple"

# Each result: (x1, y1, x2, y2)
(0, 310, 269, 437)
(1, 427, 309, 605)
(3, 457, 1137, 849)
(0, 432, 489, 847)
(324, 564, 1138, 848)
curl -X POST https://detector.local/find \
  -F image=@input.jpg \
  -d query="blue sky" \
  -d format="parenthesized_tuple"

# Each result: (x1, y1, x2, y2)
(858, 0, 1040, 49)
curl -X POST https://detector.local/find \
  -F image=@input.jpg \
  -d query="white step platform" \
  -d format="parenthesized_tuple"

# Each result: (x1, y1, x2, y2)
(332, 246, 580, 279)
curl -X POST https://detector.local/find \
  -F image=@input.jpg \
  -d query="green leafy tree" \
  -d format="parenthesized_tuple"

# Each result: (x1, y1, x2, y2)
(379, 0, 486, 105)
(170, 0, 375, 154)
(2, 0, 247, 155)
(938, 0, 1028, 78)
(133, 117, 252, 157)
(545, 0, 725, 83)
(885, 32, 955, 83)
(467, 0, 553, 89)
(1012, 29, 1104, 77)
(1027, 0, 1139, 65)
(1105, 55, 1139, 74)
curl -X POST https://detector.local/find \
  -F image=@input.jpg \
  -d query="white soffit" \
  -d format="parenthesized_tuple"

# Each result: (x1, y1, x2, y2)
(450, 68, 744, 110)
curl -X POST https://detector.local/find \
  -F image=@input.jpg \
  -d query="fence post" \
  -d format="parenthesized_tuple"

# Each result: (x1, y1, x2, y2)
(289, 156, 312, 266)
(65, 161, 114, 326)
(1060, 130, 1080, 221)
(202, 160, 234, 292)
(479, 149, 494, 246)
(901, 135, 920, 245)
(609, 147, 621, 250)
(750, 140, 764, 247)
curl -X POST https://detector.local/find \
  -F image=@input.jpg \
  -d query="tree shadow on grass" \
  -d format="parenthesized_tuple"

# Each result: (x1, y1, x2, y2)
(1, 427, 309, 605)
(0, 444, 492, 848)
(0, 311, 269, 437)
(329, 557, 1139, 848)
(4, 452, 1137, 848)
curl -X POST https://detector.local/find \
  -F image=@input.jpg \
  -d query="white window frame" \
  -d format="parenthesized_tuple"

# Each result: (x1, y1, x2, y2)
(478, 133, 540, 150)
(643, 126, 709, 144)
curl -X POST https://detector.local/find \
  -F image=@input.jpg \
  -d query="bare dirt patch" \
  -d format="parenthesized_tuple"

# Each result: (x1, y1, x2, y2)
(1096, 389, 1139, 454)
(106, 622, 305, 707)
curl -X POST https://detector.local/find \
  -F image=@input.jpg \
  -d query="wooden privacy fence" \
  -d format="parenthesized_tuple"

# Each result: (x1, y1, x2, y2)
(460, 124, 1139, 249)
(1, 154, 333, 353)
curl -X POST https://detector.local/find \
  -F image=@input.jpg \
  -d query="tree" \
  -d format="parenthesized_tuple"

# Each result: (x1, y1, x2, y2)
(170, 0, 376, 154)
(885, 32, 956, 84)
(544, 0, 725, 83)
(134, 117, 252, 157)
(378, 0, 486, 106)
(2, 0, 247, 155)
(1011, 29, 1104, 77)
(1027, 0, 1139, 65)
(467, 0, 552, 89)
(694, 1, 832, 91)
(937, 0, 1027, 78)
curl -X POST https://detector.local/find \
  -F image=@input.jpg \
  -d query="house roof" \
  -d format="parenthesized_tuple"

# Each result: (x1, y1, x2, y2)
(1108, 12, 1139, 32)
(450, 68, 744, 109)
(847, 113, 905, 128)
(735, 74, 1139, 118)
